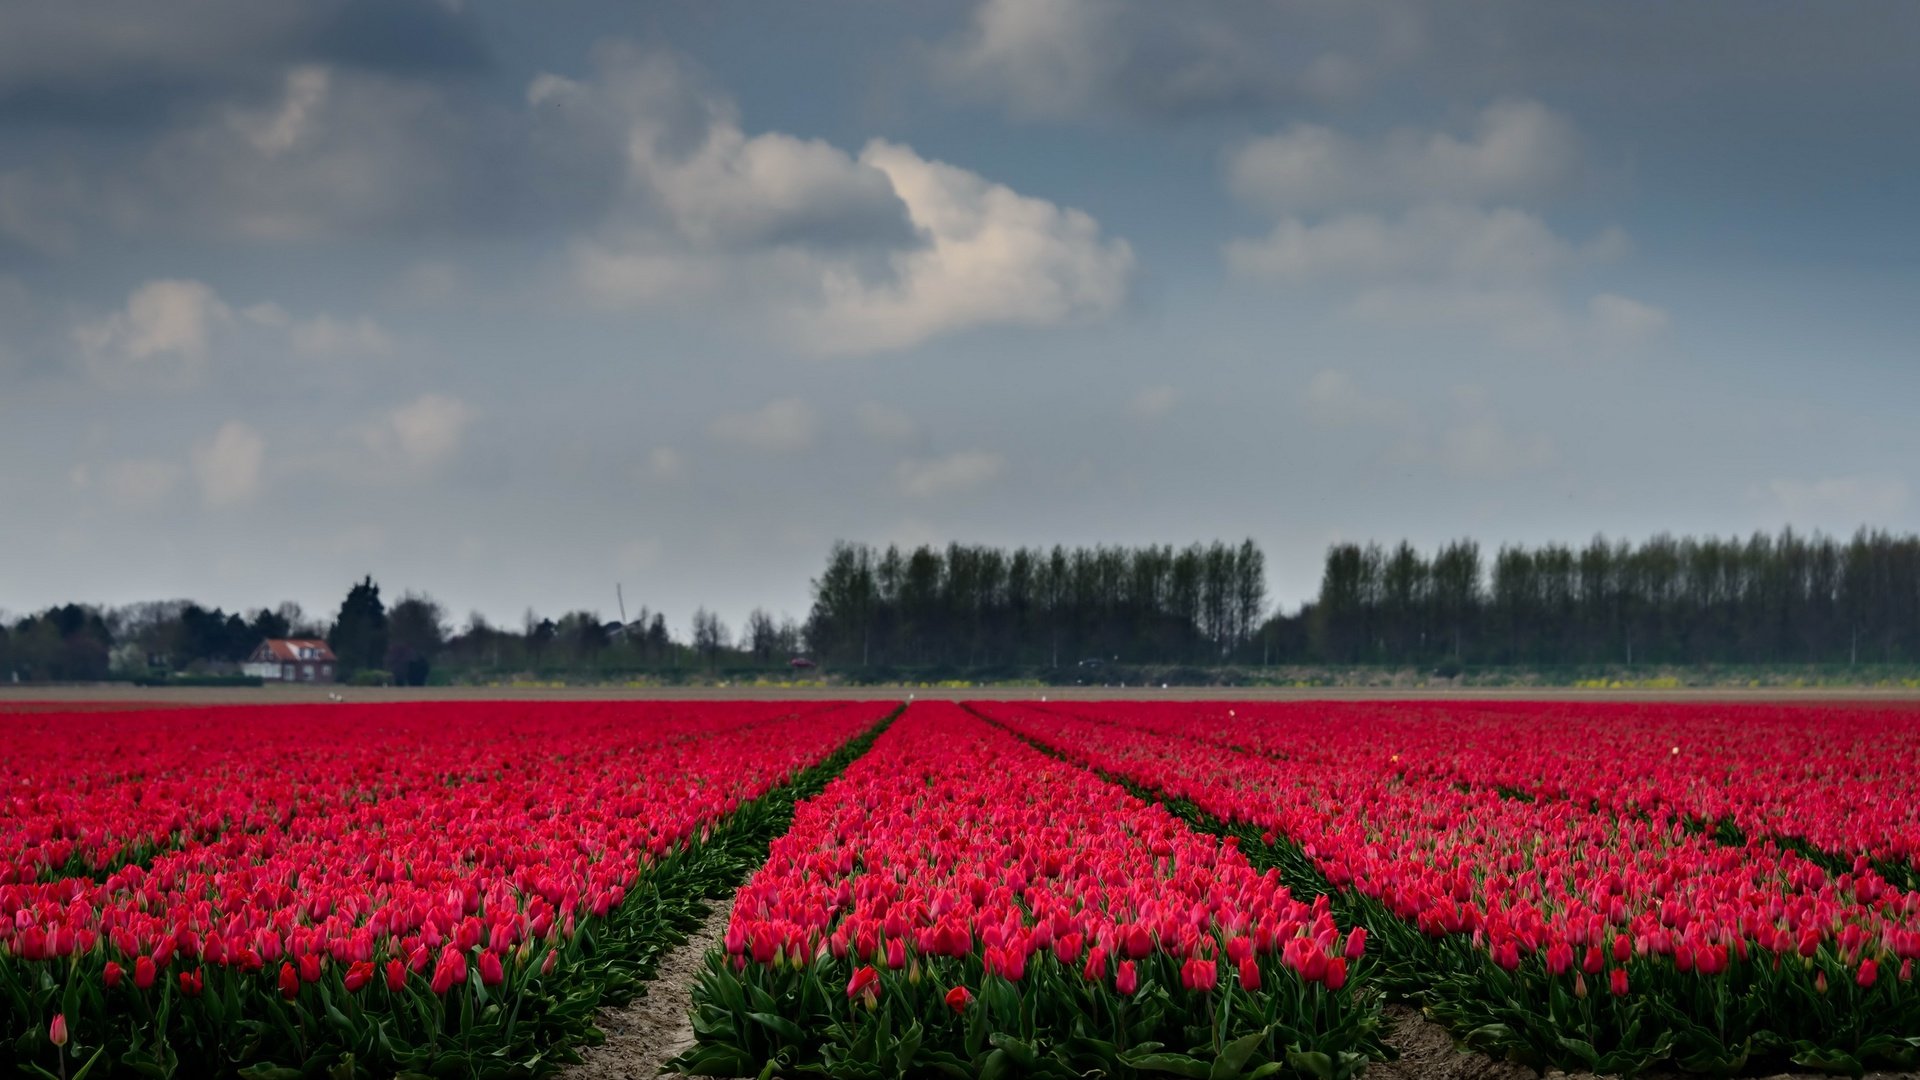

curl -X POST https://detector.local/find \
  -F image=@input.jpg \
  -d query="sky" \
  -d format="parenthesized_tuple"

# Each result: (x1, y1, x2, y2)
(3, 0, 1918, 636)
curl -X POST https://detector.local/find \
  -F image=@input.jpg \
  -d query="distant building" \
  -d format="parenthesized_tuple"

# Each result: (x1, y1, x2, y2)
(242, 639, 337, 683)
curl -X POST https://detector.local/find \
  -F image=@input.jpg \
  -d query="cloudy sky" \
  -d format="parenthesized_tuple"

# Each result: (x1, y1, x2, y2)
(4, 1, 1918, 633)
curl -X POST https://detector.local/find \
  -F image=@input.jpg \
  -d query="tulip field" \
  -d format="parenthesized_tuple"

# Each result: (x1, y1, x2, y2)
(5, 697, 1920, 1079)
(0, 700, 894, 1079)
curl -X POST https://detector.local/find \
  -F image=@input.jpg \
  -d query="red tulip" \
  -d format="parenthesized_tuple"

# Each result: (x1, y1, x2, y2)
(945, 985, 972, 1013)
(847, 965, 880, 1004)
(104, 961, 124, 988)
(49, 1014, 68, 1048)
(344, 960, 375, 993)
(385, 958, 407, 991)
(298, 954, 323, 984)
(279, 962, 300, 1000)
(1545, 941, 1573, 976)
(1115, 960, 1138, 996)
(1857, 959, 1878, 988)
(1343, 927, 1367, 962)
(1082, 946, 1108, 982)
(178, 970, 203, 997)
(478, 950, 504, 987)
(1180, 956, 1218, 992)
(1610, 968, 1628, 995)
(1238, 957, 1262, 990)
(430, 947, 467, 995)
(134, 956, 156, 990)
(1326, 955, 1348, 990)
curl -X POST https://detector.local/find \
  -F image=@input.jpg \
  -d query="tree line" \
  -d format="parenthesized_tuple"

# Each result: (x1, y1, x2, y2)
(0, 577, 801, 685)
(6, 528, 1920, 683)
(1298, 529, 1920, 667)
(805, 541, 1267, 670)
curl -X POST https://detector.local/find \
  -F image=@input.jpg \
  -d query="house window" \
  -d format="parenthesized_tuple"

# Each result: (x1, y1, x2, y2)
(282, 664, 293, 680)
(321, 665, 332, 678)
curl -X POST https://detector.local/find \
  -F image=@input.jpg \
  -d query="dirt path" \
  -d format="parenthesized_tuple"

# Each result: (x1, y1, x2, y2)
(562, 899, 734, 1080)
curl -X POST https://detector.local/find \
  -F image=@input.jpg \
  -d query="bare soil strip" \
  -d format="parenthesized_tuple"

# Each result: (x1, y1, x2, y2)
(8, 684, 1920, 706)
(562, 898, 734, 1080)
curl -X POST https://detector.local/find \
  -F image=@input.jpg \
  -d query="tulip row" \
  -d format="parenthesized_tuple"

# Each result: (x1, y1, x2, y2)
(1109, 700, 1920, 880)
(975, 700, 1920, 1075)
(676, 702, 1386, 1080)
(1, 700, 895, 1079)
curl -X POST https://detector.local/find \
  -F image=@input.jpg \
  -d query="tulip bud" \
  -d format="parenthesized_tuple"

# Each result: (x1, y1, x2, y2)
(1572, 971, 1587, 999)
(1815, 969, 1828, 995)
(542, 948, 558, 976)
(49, 1014, 68, 1048)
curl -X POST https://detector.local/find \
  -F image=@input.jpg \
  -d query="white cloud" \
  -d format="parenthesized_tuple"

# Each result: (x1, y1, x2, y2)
(1223, 101, 1664, 355)
(1589, 293, 1671, 344)
(228, 65, 331, 157)
(895, 450, 1007, 498)
(1228, 101, 1581, 214)
(363, 394, 476, 477)
(74, 280, 394, 390)
(855, 402, 918, 443)
(1436, 388, 1558, 478)
(1767, 475, 1910, 522)
(1129, 385, 1179, 420)
(1303, 369, 1416, 431)
(191, 420, 267, 507)
(934, 0, 1416, 122)
(286, 314, 394, 359)
(1302, 371, 1555, 479)
(616, 538, 664, 576)
(1226, 204, 1616, 285)
(550, 47, 1132, 352)
(639, 445, 687, 482)
(74, 279, 230, 390)
(709, 398, 819, 453)
(92, 458, 185, 508)
(797, 140, 1133, 352)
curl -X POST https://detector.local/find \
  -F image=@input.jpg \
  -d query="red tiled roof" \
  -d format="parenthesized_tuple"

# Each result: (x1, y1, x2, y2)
(258, 639, 336, 662)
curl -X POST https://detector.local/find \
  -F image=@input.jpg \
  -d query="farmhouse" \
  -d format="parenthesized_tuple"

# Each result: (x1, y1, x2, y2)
(242, 638, 337, 683)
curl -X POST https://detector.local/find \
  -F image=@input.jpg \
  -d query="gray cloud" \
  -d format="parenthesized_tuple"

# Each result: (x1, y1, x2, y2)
(0, 0, 487, 129)
(935, 0, 1420, 122)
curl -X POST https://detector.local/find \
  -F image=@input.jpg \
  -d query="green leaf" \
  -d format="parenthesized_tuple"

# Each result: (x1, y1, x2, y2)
(746, 1012, 808, 1042)
(1122, 1052, 1212, 1078)
(987, 1032, 1038, 1069)
(896, 1020, 924, 1075)
(1212, 1027, 1269, 1079)
(1285, 1050, 1336, 1080)
(1554, 1036, 1600, 1069)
